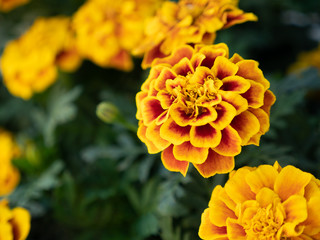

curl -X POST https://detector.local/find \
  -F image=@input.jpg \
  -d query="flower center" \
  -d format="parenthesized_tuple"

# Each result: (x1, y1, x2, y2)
(243, 205, 282, 240)
(176, 73, 222, 117)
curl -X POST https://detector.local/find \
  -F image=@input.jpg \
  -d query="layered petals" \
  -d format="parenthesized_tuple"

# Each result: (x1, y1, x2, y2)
(136, 43, 275, 177)
(199, 162, 320, 240)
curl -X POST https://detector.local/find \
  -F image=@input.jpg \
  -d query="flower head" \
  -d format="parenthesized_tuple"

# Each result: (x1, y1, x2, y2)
(0, 17, 81, 100)
(136, 44, 275, 177)
(0, 129, 21, 196)
(0, 0, 29, 12)
(72, 0, 162, 71)
(133, 0, 257, 68)
(199, 162, 320, 239)
(0, 200, 31, 240)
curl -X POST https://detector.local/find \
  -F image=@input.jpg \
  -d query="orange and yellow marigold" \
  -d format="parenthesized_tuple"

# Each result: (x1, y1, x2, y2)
(133, 0, 257, 68)
(0, 17, 81, 100)
(0, 129, 21, 196)
(72, 0, 162, 71)
(136, 43, 275, 177)
(199, 162, 320, 239)
(0, 200, 31, 240)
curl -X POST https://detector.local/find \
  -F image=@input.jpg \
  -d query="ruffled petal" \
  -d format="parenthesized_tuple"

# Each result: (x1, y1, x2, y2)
(209, 185, 237, 227)
(157, 91, 174, 109)
(241, 80, 265, 108)
(161, 145, 189, 176)
(197, 43, 229, 69)
(141, 97, 165, 126)
(199, 209, 228, 240)
(245, 165, 278, 194)
(220, 91, 248, 115)
(146, 121, 171, 151)
(226, 218, 247, 240)
(230, 111, 260, 145)
(213, 125, 242, 156)
(137, 123, 161, 154)
(261, 90, 276, 115)
(212, 56, 239, 79)
(173, 141, 209, 164)
(136, 92, 148, 119)
(236, 59, 270, 90)
(11, 207, 31, 240)
(225, 168, 256, 204)
(274, 166, 312, 201)
(141, 43, 167, 69)
(194, 149, 234, 178)
(172, 57, 194, 76)
(160, 117, 191, 145)
(303, 191, 320, 235)
(154, 67, 177, 91)
(153, 45, 194, 67)
(210, 101, 237, 130)
(221, 76, 251, 93)
(190, 124, 222, 148)
(256, 187, 281, 208)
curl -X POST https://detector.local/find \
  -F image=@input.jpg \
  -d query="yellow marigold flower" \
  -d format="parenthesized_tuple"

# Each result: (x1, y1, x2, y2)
(0, 0, 29, 12)
(133, 0, 257, 69)
(199, 162, 320, 240)
(0, 17, 82, 100)
(0, 200, 31, 240)
(289, 44, 320, 73)
(0, 129, 20, 196)
(72, 0, 162, 71)
(136, 44, 275, 177)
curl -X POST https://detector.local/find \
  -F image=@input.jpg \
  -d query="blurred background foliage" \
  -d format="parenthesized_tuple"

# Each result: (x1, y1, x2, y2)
(1, 0, 320, 239)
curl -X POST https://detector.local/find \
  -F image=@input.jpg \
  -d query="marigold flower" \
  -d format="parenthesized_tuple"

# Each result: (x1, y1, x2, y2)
(0, 0, 29, 12)
(0, 129, 21, 196)
(0, 17, 82, 100)
(136, 44, 275, 177)
(72, 0, 162, 71)
(199, 162, 320, 239)
(0, 200, 31, 240)
(289, 44, 320, 73)
(133, 0, 257, 68)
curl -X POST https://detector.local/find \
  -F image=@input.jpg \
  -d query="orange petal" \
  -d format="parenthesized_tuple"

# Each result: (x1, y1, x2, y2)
(224, 10, 258, 29)
(141, 97, 165, 126)
(199, 209, 228, 240)
(11, 207, 31, 240)
(153, 45, 194, 67)
(190, 124, 222, 148)
(189, 66, 213, 85)
(303, 191, 320, 235)
(245, 165, 278, 194)
(283, 195, 308, 225)
(190, 52, 206, 69)
(157, 91, 174, 109)
(229, 53, 244, 64)
(196, 43, 229, 69)
(161, 145, 189, 176)
(193, 149, 235, 178)
(173, 141, 208, 164)
(109, 49, 133, 71)
(246, 108, 270, 146)
(224, 168, 256, 204)
(192, 106, 218, 126)
(137, 123, 161, 154)
(213, 125, 241, 157)
(141, 65, 163, 91)
(226, 218, 247, 240)
(154, 67, 177, 91)
(230, 111, 260, 145)
(221, 76, 251, 93)
(160, 117, 191, 145)
(209, 185, 237, 227)
(274, 165, 312, 201)
(220, 91, 248, 115)
(261, 90, 276, 115)
(211, 101, 237, 130)
(155, 110, 170, 125)
(241, 80, 265, 108)
(212, 56, 239, 79)
(142, 43, 167, 69)
(146, 121, 170, 151)
(255, 187, 281, 208)
(136, 92, 148, 120)
(172, 57, 194, 76)
(236, 59, 270, 90)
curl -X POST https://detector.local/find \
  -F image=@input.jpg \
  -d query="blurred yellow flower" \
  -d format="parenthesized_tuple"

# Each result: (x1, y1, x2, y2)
(199, 162, 320, 240)
(0, 200, 31, 240)
(72, 0, 162, 71)
(0, 129, 20, 196)
(136, 44, 275, 177)
(0, 0, 29, 12)
(0, 17, 82, 100)
(133, 0, 257, 68)
(289, 44, 320, 73)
